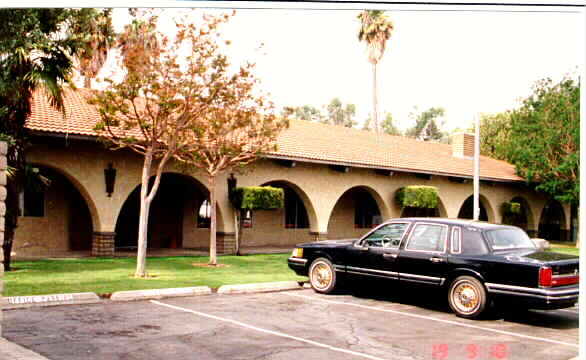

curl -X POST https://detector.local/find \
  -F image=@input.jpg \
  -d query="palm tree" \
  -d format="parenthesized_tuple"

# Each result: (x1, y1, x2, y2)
(0, 9, 97, 271)
(357, 10, 393, 134)
(72, 9, 116, 89)
(118, 12, 160, 73)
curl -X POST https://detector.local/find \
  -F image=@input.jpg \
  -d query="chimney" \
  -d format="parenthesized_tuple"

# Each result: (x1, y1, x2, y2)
(452, 132, 475, 158)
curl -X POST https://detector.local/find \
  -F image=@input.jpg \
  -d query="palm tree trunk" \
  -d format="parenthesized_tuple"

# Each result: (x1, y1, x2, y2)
(372, 62, 379, 133)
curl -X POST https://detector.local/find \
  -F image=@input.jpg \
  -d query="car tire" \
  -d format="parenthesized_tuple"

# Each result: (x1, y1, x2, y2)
(448, 276, 487, 319)
(309, 257, 338, 294)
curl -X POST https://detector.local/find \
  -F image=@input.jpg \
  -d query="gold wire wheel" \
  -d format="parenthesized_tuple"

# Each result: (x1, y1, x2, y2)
(452, 282, 479, 313)
(311, 262, 333, 291)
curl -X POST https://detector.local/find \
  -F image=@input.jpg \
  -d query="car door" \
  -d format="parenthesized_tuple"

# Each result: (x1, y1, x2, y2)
(397, 222, 449, 286)
(345, 222, 411, 281)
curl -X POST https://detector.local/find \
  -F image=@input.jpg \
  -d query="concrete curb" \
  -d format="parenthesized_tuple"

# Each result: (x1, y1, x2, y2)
(1, 281, 307, 309)
(0, 337, 51, 360)
(217, 280, 303, 295)
(2, 292, 100, 310)
(110, 286, 212, 301)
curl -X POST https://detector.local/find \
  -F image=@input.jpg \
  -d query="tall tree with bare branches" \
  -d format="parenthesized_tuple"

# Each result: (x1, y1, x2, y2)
(174, 14, 290, 266)
(357, 10, 393, 134)
(92, 11, 287, 273)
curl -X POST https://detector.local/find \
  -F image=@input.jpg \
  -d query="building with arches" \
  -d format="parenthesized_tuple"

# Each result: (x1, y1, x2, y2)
(12, 89, 575, 257)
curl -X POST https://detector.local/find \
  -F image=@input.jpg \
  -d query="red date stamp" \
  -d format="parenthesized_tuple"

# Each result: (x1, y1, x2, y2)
(432, 343, 508, 359)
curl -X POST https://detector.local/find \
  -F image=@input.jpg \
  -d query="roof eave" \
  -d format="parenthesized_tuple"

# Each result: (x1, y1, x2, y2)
(262, 153, 524, 184)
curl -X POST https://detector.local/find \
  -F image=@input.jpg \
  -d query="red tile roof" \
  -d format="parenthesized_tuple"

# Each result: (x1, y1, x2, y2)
(26, 88, 523, 182)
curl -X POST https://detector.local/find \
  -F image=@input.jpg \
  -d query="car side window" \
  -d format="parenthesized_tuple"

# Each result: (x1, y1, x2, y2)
(362, 223, 408, 248)
(451, 227, 461, 254)
(405, 223, 447, 252)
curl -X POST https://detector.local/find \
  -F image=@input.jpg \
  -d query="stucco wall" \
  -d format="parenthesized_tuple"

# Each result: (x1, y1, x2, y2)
(13, 138, 564, 256)
(14, 175, 71, 256)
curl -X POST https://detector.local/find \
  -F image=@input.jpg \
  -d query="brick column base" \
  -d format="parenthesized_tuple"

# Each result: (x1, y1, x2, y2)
(92, 232, 115, 257)
(1, 244, 4, 335)
(217, 232, 236, 254)
(311, 232, 328, 241)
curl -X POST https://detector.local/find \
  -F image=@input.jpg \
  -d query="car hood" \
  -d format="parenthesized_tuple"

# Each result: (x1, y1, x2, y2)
(298, 239, 357, 248)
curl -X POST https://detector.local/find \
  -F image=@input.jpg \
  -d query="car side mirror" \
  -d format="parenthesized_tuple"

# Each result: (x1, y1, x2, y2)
(353, 240, 369, 251)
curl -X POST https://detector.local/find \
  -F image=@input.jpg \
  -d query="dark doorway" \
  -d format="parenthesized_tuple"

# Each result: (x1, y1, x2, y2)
(501, 197, 529, 232)
(264, 181, 309, 229)
(538, 199, 567, 242)
(401, 207, 439, 218)
(115, 173, 206, 249)
(457, 196, 488, 221)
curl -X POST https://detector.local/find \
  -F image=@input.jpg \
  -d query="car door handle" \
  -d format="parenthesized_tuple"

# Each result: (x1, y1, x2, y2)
(383, 253, 398, 260)
(429, 257, 446, 263)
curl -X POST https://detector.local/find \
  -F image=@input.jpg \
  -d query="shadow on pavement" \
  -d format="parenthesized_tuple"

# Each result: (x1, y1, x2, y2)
(336, 277, 579, 329)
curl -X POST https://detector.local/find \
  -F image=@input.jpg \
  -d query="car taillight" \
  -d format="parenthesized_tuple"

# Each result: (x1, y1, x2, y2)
(552, 274, 579, 286)
(539, 267, 552, 287)
(539, 266, 579, 287)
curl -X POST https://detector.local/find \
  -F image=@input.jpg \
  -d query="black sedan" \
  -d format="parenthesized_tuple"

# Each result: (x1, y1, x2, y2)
(288, 218, 579, 319)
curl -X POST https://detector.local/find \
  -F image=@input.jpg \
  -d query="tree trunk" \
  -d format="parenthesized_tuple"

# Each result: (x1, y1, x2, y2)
(209, 176, 217, 265)
(135, 151, 154, 277)
(84, 76, 91, 89)
(575, 205, 580, 249)
(2, 228, 14, 272)
(3, 175, 20, 272)
(234, 209, 240, 256)
(372, 62, 378, 134)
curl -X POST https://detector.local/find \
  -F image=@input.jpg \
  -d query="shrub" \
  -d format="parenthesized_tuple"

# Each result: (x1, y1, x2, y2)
(396, 186, 439, 209)
(230, 186, 284, 210)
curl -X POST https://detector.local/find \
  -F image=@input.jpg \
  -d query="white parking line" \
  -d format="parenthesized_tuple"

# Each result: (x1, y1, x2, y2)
(284, 293, 579, 348)
(150, 300, 387, 360)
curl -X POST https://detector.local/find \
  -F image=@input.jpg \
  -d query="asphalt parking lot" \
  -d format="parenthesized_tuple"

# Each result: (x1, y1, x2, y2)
(2, 287, 579, 360)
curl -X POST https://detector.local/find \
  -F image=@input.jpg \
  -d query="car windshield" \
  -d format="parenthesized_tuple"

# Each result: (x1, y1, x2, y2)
(484, 228, 536, 250)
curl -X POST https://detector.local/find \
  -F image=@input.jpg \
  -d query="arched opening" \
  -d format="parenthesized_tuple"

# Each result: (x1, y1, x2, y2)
(502, 197, 533, 233)
(115, 173, 221, 250)
(457, 195, 489, 221)
(238, 180, 314, 247)
(328, 187, 382, 240)
(538, 199, 567, 242)
(13, 165, 94, 255)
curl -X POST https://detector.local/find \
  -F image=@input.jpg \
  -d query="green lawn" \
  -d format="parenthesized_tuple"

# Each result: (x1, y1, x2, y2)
(3, 247, 580, 297)
(548, 246, 580, 257)
(3, 254, 306, 297)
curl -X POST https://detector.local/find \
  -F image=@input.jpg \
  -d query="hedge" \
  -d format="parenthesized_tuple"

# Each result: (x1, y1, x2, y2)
(230, 186, 284, 210)
(396, 186, 439, 209)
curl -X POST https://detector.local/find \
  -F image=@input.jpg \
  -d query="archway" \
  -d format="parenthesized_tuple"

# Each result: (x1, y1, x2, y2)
(328, 186, 383, 240)
(538, 199, 567, 242)
(457, 195, 490, 221)
(237, 180, 315, 247)
(501, 197, 533, 234)
(115, 173, 221, 249)
(14, 165, 94, 254)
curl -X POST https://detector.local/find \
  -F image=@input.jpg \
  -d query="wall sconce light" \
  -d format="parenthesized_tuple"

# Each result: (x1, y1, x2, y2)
(104, 163, 117, 197)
